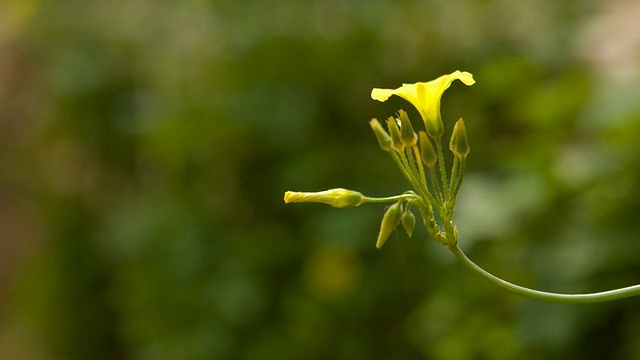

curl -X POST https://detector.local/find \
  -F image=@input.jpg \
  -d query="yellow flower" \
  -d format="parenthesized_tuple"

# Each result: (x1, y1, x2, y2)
(371, 71, 475, 138)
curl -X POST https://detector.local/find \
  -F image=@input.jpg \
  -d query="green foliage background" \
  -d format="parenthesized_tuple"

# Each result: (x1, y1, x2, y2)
(2, 1, 640, 359)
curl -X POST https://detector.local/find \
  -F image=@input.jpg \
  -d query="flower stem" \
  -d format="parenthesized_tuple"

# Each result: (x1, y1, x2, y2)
(451, 157, 466, 201)
(395, 150, 438, 208)
(362, 193, 418, 203)
(428, 166, 444, 206)
(435, 139, 449, 202)
(402, 149, 431, 201)
(448, 156, 459, 203)
(412, 146, 428, 191)
(389, 152, 419, 188)
(449, 243, 640, 303)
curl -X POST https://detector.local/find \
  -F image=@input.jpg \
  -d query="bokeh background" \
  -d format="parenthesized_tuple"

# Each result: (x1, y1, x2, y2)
(2, 0, 640, 359)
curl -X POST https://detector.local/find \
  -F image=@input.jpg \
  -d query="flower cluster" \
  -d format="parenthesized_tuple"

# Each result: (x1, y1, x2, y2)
(285, 71, 474, 249)
(283, 71, 640, 304)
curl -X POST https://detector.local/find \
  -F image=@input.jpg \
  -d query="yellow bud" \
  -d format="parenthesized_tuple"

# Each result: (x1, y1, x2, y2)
(386, 117, 405, 153)
(376, 202, 402, 249)
(284, 188, 364, 208)
(369, 118, 392, 151)
(449, 118, 470, 159)
(419, 131, 437, 167)
(397, 109, 417, 147)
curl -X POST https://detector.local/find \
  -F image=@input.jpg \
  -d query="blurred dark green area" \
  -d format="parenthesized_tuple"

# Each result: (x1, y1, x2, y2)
(2, 0, 640, 359)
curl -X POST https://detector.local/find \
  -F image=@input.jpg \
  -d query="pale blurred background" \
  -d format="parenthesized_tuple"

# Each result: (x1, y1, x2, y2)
(2, 0, 640, 359)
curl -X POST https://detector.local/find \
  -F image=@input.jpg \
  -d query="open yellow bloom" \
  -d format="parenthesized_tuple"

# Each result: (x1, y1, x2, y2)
(371, 71, 475, 138)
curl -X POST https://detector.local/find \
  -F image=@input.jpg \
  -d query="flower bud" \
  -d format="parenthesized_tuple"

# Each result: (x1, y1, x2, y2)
(401, 208, 416, 238)
(419, 131, 437, 167)
(449, 118, 470, 159)
(397, 109, 417, 147)
(376, 202, 402, 249)
(386, 117, 405, 153)
(284, 188, 364, 208)
(369, 118, 393, 151)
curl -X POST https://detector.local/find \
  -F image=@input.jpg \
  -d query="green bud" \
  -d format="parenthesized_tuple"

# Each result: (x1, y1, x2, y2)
(401, 208, 416, 238)
(449, 118, 470, 158)
(284, 188, 364, 208)
(376, 202, 402, 249)
(369, 118, 393, 151)
(386, 117, 404, 153)
(397, 109, 417, 147)
(419, 131, 437, 167)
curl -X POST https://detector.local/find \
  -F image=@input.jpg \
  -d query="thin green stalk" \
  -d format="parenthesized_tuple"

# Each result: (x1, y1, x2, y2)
(389, 150, 438, 210)
(428, 166, 444, 206)
(435, 139, 449, 201)
(448, 156, 460, 203)
(412, 146, 428, 190)
(403, 148, 432, 203)
(389, 152, 418, 187)
(395, 150, 438, 208)
(451, 157, 466, 202)
(362, 193, 418, 204)
(450, 244, 640, 303)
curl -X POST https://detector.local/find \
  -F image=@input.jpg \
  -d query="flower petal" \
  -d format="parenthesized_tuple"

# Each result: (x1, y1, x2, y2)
(391, 84, 421, 106)
(455, 70, 475, 86)
(371, 88, 395, 102)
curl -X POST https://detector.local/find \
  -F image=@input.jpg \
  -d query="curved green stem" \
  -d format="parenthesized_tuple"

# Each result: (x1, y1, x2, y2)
(450, 244, 640, 303)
